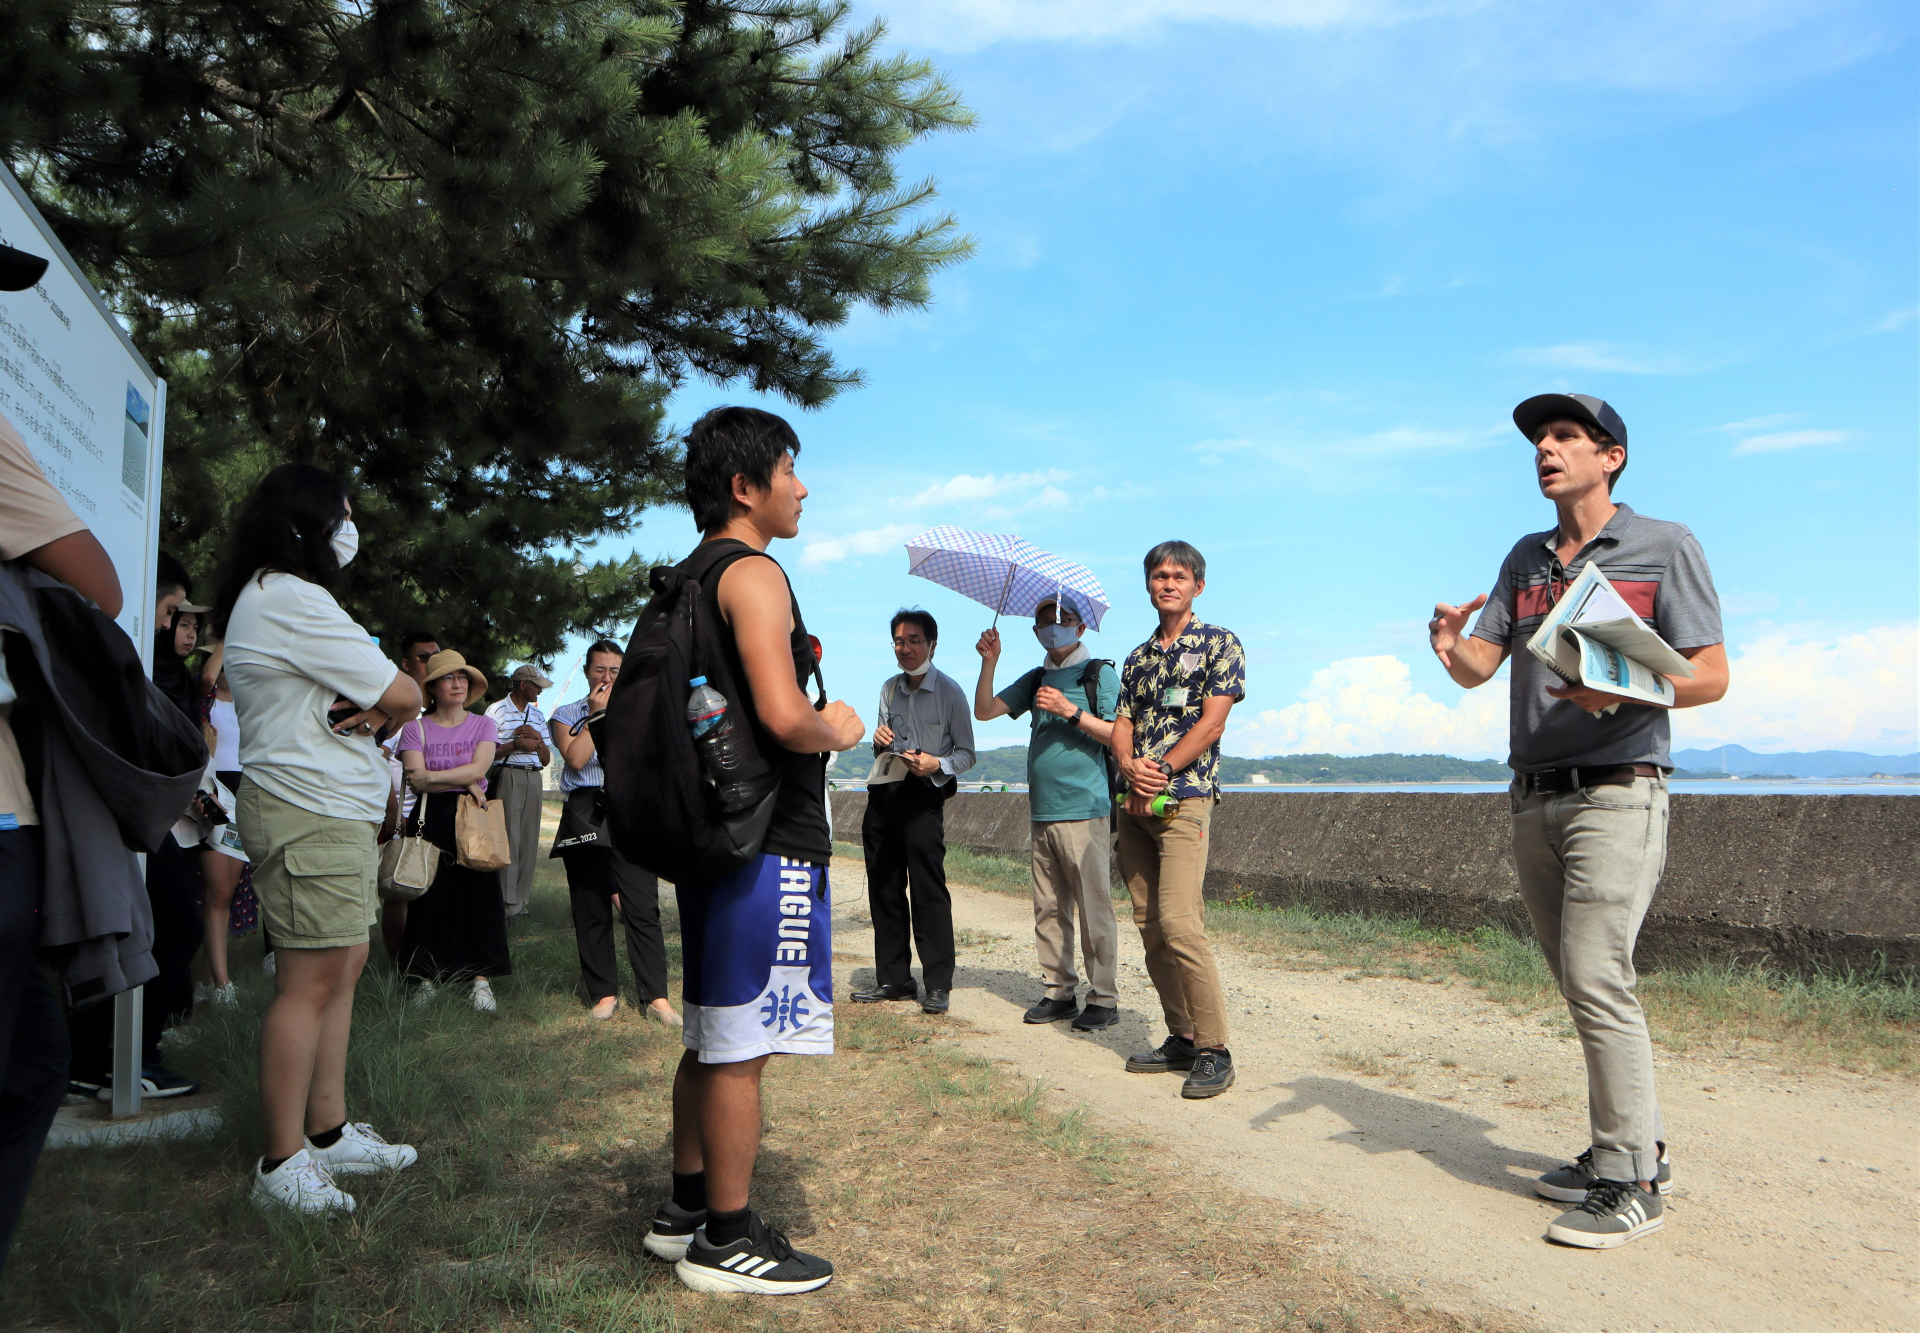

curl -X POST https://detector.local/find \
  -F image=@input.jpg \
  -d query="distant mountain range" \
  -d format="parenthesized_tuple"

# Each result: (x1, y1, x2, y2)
(1670, 745, 1920, 778)
(831, 743, 1920, 784)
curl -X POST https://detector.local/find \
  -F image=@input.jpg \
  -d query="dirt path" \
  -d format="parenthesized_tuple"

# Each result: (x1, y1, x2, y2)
(826, 862, 1918, 1333)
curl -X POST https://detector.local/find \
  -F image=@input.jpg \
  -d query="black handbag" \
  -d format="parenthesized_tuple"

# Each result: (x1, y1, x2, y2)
(548, 786, 607, 858)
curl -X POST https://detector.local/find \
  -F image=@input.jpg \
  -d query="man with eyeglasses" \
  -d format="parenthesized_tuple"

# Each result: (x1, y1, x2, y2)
(854, 609, 975, 1014)
(1429, 393, 1728, 1250)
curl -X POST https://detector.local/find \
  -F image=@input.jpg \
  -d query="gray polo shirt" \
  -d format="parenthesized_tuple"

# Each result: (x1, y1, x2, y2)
(1471, 503, 1722, 773)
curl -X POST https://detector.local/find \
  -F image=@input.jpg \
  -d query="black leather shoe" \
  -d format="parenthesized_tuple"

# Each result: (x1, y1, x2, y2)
(920, 989, 950, 1014)
(1023, 995, 1078, 1024)
(850, 983, 918, 1003)
(1071, 1004, 1119, 1031)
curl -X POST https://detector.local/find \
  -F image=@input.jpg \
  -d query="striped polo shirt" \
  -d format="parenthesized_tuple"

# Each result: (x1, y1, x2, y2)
(1470, 503, 1722, 773)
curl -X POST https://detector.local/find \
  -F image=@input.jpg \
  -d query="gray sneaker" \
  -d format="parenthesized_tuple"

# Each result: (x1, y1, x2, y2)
(1536, 1143, 1672, 1203)
(1546, 1180, 1664, 1249)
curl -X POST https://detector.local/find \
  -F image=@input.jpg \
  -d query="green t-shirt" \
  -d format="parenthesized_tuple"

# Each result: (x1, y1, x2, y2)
(996, 657, 1120, 823)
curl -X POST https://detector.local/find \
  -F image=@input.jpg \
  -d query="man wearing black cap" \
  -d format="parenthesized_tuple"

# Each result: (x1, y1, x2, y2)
(1428, 393, 1729, 1251)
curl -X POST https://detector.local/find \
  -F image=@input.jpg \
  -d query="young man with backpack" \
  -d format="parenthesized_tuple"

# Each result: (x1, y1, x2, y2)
(972, 592, 1122, 1032)
(620, 407, 864, 1295)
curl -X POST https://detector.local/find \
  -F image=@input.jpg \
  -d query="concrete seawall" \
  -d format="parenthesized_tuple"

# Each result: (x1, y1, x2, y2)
(830, 791, 1919, 972)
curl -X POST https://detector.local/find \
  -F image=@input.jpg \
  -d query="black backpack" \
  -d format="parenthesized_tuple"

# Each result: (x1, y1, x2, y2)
(597, 540, 812, 884)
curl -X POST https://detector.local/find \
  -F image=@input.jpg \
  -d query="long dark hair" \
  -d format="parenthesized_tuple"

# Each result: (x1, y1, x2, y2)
(211, 464, 351, 638)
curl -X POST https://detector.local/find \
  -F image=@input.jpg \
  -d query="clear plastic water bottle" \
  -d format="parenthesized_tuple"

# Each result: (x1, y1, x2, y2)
(687, 677, 759, 812)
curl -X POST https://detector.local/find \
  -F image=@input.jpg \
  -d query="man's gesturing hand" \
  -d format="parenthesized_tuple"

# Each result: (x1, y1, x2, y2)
(1428, 594, 1488, 668)
(821, 700, 866, 752)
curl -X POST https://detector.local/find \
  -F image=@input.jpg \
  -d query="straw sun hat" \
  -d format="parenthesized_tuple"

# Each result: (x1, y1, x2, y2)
(420, 649, 487, 693)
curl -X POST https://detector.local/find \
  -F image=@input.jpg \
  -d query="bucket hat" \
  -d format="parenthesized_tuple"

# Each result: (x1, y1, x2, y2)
(421, 649, 487, 693)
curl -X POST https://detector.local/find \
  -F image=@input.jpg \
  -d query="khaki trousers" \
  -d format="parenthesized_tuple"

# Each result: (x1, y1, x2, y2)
(1030, 818, 1119, 1006)
(1511, 774, 1669, 1184)
(495, 766, 545, 916)
(1115, 799, 1228, 1049)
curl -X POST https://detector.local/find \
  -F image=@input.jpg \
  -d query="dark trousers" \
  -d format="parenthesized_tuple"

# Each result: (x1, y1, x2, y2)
(68, 836, 200, 1080)
(563, 846, 668, 1004)
(0, 828, 62, 1275)
(862, 778, 954, 993)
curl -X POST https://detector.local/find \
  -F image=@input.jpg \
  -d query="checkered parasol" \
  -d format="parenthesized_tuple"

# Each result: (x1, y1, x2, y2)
(904, 526, 1110, 630)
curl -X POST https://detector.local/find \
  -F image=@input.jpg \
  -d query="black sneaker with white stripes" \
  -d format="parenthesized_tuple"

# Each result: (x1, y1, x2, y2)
(1536, 1143, 1672, 1203)
(642, 1199, 705, 1262)
(1546, 1179, 1665, 1249)
(674, 1211, 834, 1294)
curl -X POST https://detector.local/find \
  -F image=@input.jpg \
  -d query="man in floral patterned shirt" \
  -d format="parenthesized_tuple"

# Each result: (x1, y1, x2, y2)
(1109, 541, 1246, 1098)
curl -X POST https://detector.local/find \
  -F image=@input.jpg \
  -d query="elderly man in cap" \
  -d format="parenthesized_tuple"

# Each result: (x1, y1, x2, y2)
(485, 664, 552, 918)
(973, 591, 1123, 1032)
(1429, 393, 1728, 1251)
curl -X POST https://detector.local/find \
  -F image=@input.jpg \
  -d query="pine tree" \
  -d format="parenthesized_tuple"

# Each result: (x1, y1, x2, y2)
(0, 0, 972, 679)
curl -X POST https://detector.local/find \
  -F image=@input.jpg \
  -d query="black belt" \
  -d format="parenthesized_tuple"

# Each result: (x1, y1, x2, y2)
(1516, 763, 1664, 796)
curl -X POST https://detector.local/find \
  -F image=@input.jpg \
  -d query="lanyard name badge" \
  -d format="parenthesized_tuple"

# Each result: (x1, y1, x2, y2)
(1162, 650, 1203, 708)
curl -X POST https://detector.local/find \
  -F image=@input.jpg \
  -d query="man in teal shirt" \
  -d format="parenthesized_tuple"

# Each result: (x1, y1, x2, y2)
(974, 593, 1122, 1031)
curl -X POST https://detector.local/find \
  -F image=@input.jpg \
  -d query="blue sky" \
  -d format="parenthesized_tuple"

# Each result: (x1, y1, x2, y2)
(558, 0, 1918, 760)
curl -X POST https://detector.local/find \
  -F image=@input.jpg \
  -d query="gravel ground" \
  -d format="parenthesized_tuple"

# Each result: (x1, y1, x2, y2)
(826, 858, 1919, 1333)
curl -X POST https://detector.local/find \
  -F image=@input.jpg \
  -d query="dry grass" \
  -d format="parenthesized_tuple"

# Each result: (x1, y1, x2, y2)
(6, 863, 1503, 1333)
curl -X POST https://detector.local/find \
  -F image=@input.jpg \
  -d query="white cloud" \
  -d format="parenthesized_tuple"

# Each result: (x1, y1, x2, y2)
(1507, 341, 1721, 376)
(1709, 413, 1805, 433)
(1731, 429, 1851, 455)
(1227, 655, 1510, 758)
(1866, 306, 1917, 335)
(1226, 625, 1919, 760)
(905, 470, 1070, 508)
(799, 523, 921, 568)
(1674, 624, 1919, 753)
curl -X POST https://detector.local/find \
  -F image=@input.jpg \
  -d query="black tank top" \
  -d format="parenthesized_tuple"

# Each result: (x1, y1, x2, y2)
(697, 543, 831, 864)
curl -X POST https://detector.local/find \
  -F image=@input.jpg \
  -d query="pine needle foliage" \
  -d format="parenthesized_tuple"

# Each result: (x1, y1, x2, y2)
(0, 0, 973, 675)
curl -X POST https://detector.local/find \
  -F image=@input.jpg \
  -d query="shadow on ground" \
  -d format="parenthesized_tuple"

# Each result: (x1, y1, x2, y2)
(1251, 1077, 1564, 1199)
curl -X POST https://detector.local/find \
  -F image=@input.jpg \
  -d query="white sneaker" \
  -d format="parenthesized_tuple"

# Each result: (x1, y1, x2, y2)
(193, 982, 212, 1005)
(470, 978, 496, 1013)
(306, 1122, 418, 1176)
(251, 1149, 356, 1215)
(211, 982, 239, 1006)
(410, 980, 436, 1011)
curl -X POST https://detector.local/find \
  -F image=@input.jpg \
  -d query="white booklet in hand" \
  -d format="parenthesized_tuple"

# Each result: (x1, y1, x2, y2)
(1525, 563, 1696, 713)
(867, 751, 913, 785)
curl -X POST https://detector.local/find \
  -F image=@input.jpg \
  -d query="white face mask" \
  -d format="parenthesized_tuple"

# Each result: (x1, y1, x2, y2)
(902, 657, 933, 678)
(1035, 623, 1079, 650)
(330, 520, 359, 567)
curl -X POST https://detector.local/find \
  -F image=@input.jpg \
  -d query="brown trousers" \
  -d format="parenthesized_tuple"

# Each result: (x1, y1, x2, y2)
(1115, 798, 1228, 1049)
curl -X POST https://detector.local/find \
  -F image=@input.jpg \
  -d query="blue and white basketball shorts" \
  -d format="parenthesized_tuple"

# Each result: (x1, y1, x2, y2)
(677, 853, 833, 1064)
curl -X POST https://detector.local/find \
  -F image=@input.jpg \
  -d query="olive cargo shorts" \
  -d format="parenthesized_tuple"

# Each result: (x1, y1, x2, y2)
(237, 778, 379, 949)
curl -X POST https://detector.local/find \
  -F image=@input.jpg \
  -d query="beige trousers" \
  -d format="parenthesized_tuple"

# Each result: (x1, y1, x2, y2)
(1115, 799, 1228, 1049)
(495, 766, 545, 916)
(1030, 818, 1120, 1006)
(1511, 774, 1670, 1184)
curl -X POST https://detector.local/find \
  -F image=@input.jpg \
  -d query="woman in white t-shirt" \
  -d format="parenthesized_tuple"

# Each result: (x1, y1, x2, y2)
(213, 463, 425, 1218)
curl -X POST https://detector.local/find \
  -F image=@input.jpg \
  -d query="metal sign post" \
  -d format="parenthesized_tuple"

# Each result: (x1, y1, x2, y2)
(1, 166, 168, 1119)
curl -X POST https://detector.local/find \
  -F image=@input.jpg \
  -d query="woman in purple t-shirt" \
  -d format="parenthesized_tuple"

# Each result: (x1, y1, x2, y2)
(396, 651, 510, 1010)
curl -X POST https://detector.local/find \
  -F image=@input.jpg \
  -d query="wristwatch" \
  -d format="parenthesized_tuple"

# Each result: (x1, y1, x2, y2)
(1068, 707, 1085, 726)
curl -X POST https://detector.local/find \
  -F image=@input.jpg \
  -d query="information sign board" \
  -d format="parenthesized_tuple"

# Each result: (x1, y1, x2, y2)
(0, 166, 166, 648)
